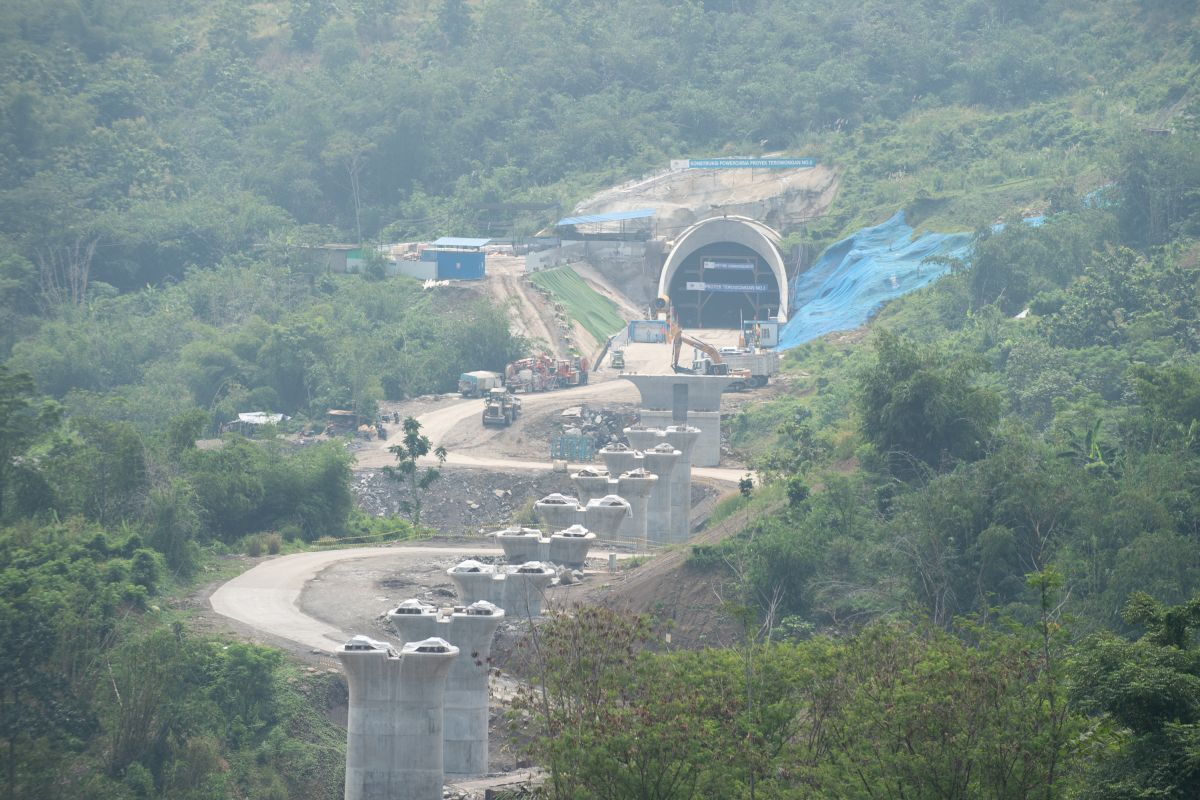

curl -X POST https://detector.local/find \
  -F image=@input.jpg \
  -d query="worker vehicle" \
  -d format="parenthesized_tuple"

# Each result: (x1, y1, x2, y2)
(458, 370, 504, 398)
(716, 348, 779, 388)
(505, 354, 590, 392)
(669, 325, 754, 391)
(482, 387, 522, 426)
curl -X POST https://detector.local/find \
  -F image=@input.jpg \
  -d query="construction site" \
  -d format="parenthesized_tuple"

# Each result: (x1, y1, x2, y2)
(206, 159, 838, 799)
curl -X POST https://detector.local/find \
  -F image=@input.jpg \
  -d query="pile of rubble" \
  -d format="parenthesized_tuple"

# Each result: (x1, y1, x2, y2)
(353, 468, 578, 534)
(558, 404, 639, 450)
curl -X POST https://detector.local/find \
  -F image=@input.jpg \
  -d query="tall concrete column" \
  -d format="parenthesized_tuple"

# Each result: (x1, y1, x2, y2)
(571, 467, 612, 504)
(616, 469, 657, 550)
(339, 635, 457, 800)
(584, 494, 630, 543)
(440, 603, 503, 777)
(598, 443, 639, 476)
(641, 443, 680, 545)
(684, 410, 722, 467)
(534, 494, 584, 532)
(501, 561, 556, 619)
(389, 601, 505, 778)
(664, 425, 700, 542)
(626, 374, 733, 467)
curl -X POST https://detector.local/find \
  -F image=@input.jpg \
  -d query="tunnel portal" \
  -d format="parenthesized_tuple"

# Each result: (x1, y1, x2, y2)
(657, 216, 788, 328)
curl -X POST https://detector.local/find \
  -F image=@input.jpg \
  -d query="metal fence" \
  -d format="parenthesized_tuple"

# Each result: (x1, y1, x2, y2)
(550, 435, 595, 462)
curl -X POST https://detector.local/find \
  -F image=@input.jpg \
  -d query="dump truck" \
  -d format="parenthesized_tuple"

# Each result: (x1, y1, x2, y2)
(482, 387, 522, 426)
(458, 370, 503, 398)
(717, 348, 780, 388)
(609, 349, 625, 370)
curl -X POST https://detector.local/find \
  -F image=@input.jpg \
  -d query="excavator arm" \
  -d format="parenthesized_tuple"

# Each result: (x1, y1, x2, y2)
(680, 334, 724, 365)
(670, 326, 726, 374)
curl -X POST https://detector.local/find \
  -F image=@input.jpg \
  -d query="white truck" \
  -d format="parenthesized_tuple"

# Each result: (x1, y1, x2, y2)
(717, 348, 780, 388)
(458, 370, 503, 398)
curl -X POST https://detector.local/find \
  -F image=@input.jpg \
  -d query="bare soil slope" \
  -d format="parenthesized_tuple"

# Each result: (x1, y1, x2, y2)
(552, 496, 778, 650)
(483, 254, 575, 357)
(573, 162, 840, 238)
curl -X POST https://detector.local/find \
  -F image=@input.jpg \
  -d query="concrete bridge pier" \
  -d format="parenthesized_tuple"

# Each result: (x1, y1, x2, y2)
(387, 600, 505, 778)
(501, 561, 556, 619)
(624, 425, 664, 452)
(641, 443, 680, 545)
(584, 494, 631, 543)
(548, 524, 596, 568)
(447, 560, 503, 606)
(492, 526, 544, 563)
(616, 469, 658, 550)
(664, 425, 700, 542)
(534, 493, 585, 531)
(338, 635, 458, 800)
(599, 442, 640, 477)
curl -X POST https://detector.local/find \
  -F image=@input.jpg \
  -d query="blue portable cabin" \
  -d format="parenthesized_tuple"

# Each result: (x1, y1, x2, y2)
(422, 236, 490, 280)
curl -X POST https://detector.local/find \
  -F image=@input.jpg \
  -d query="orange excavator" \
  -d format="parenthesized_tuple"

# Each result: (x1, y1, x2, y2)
(668, 318, 752, 391)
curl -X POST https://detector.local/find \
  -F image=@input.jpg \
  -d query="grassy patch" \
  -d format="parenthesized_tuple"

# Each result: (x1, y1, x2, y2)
(530, 267, 626, 343)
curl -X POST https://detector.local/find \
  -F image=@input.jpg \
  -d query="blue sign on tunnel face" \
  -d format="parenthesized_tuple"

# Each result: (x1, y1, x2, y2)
(689, 158, 816, 169)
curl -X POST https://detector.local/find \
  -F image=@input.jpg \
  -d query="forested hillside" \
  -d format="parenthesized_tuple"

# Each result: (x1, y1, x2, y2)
(3, 0, 1200, 798)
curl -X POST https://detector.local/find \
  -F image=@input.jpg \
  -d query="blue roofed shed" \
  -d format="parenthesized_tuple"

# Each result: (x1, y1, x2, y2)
(420, 237, 491, 280)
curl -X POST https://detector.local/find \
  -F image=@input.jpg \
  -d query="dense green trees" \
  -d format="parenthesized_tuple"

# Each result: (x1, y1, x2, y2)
(0, 368, 347, 800)
(3, 262, 524, 429)
(857, 331, 1000, 472)
(517, 607, 1080, 800)
(1072, 594, 1200, 799)
(0, 529, 344, 800)
(0, 366, 59, 519)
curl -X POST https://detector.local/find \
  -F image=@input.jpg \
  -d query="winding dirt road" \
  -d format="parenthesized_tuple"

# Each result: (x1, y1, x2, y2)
(357, 378, 749, 484)
(208, 545, 504, 653)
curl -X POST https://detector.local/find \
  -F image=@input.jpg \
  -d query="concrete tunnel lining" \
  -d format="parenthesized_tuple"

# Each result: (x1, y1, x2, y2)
(657, 215, 789, 323)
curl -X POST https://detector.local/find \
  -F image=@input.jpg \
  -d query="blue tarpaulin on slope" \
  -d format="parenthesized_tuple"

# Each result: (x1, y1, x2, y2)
(778, 212, 973, 351)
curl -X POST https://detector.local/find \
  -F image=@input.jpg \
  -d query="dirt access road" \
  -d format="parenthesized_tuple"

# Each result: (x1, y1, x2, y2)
(360, 376, 750, 484)
(483, 254, 576, 358)
(485, 254, 647, 361)
(208, 544, 503, 654)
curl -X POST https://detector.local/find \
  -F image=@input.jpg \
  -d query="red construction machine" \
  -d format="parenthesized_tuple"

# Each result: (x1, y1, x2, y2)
(505, 354, 589, 392)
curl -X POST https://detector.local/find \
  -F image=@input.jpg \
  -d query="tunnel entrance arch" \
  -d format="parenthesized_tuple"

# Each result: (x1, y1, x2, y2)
(657, 216, 788, 328)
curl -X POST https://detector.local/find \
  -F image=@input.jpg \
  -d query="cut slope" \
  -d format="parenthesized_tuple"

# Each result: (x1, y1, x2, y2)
(530, 267, 626, 344)
(572, 163, 840, 237)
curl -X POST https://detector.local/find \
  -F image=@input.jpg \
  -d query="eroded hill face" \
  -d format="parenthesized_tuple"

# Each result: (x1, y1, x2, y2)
(573, 164, 840, 241)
